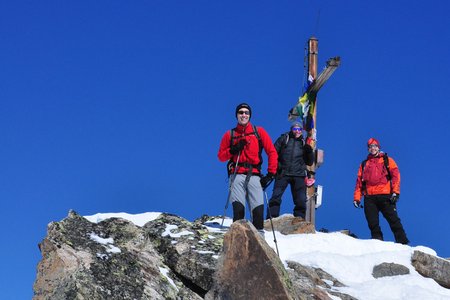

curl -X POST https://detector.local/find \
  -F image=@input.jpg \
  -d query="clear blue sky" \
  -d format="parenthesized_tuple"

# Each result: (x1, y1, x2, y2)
(1, 1, 450, 298)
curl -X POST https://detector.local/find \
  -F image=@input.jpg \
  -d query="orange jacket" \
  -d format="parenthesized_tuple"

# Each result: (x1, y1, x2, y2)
(218, 122, 278, 175)
(353, 153, 400, 201)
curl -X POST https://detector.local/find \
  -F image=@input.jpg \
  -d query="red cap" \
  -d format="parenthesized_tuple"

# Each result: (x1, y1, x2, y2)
(367, 138, 380, 147)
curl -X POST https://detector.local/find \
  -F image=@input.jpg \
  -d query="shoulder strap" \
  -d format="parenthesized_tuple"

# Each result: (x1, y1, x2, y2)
(360, 159, 367, 173)
(229, 128, 236, 148)
(383, 153, 391, 180)
(360, 159, 368, 194)
(383, 153, 393, 193)
(252, 125, 262, 149)
(252, 124, 261, 141)
(253, 125, 263, 170)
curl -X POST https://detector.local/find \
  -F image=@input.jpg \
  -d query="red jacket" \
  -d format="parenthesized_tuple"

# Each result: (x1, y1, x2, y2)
(218, 122, 278, 175)
(353, 153, 400, 201)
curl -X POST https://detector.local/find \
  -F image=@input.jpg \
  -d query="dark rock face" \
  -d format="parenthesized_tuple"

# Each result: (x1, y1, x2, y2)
(33, 210, 201, 300)
(372, 262, 410, 278)
(412, 250, 450, 289)
(144, 213, 224, 295)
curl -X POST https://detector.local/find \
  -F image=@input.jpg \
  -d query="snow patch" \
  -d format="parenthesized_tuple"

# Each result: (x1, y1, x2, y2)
(89, 232, 121, 255)
(159, 267, 178, 291)
(162, 224, 194, 238)
(84, 212, 161, 227)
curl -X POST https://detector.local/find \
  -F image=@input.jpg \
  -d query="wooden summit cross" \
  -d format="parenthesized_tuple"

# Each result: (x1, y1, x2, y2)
(288, 37, 340, 226)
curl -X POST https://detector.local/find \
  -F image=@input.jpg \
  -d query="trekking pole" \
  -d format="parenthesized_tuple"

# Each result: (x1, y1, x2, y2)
(220, 152, 241, 229)
(263, 183, 279, 257)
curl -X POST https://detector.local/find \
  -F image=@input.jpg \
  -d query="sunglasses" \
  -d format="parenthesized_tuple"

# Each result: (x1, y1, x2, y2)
(368, 144, 379, 149)
(237, 110, 250, 115)
(292, 127, 302, 132)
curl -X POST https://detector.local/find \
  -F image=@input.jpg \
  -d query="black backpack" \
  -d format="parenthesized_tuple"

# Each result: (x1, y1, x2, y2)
(227, 125, 263, 176)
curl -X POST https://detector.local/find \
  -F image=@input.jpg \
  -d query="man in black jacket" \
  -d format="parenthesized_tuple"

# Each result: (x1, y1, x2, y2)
(266, 122, 314, 219)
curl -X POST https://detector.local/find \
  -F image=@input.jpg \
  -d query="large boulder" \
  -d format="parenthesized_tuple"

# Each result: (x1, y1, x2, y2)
(372, 262, 410, 278)
(411, 250, 450, 289)
(206, 220, 296, 300)
(264, 214, 315, 235)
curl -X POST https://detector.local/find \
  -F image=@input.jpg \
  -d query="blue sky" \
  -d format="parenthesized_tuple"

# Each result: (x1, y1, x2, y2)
(1, 1, 450, 298)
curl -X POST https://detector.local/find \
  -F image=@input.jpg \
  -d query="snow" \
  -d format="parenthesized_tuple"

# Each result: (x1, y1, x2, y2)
(159, 267, 179, 291)
(84, 212, 161, 227)
(89, 233, 114, 245)
(84, 213, 450, 300)
(161, 224, 194, 238)
(89, 232, 121, 254)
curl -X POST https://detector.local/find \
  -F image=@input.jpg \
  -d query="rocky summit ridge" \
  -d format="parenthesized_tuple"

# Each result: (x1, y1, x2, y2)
(33, 210, 450, 299)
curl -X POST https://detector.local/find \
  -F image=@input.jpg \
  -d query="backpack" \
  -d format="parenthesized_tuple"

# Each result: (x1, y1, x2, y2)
(360, 153, 392, 194)
(279, 132, 305, 149)
(227, 124, 263, 176)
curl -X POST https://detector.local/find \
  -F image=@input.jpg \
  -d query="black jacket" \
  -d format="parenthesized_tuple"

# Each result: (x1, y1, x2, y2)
(274, 132, 314, 177)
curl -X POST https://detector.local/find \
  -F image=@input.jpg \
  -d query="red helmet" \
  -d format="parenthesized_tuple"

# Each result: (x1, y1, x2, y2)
(367, 138, 380, 147)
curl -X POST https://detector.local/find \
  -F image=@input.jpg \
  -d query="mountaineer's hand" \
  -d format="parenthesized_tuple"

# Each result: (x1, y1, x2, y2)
(260, 173, 275, 189)
(230, 139, 247, 155)
(390, 193, 399, 204)
(353, 200, 363, 208)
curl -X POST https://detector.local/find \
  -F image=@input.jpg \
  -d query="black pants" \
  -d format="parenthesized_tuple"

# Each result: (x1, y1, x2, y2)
(267, 176, 306, 219)
(364, 195, 409, 244)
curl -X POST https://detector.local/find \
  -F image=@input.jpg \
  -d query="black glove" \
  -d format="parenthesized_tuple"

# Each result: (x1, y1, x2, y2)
(304, 143, 313, 153)
(230, 139, 247, 155)
(390, 193, 399, 204)
(353, 200, 363, 208)
(260, 173, 275, 189)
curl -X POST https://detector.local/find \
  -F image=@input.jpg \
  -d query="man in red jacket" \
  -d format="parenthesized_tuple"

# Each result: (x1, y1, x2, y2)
(353, 138, 409, 244)
(218, 103, 278, 233)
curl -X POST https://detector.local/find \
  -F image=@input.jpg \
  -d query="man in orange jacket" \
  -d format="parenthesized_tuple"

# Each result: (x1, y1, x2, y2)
(218, 103, 278, 233)
(353, 138, 409, 244)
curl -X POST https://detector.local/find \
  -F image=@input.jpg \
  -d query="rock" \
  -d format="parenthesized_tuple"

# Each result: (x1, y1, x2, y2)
(372, 262, 410, 278)
(206, 220, 295, 300)
(33, 211, 200, 300)
(411, 250, 450, 289)
(144, 213, 223, 295)
(35, 211, 449, 299)
(264, 214, 315, 235)
(286, 261, 356, 300)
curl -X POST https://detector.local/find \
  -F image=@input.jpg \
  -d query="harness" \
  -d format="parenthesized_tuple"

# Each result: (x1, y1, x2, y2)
(360, 153, 392, 194)
(227, 124, 263, 177)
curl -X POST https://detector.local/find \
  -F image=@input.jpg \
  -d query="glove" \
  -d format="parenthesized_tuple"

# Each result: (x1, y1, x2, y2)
(306, 137, 315, 148)
(353, 200, 363, 208)
(305, 177, 315, 187)
(304, 143, 313, 153)
(260, 173, 275, 189)
(230, 139, 247, 155)
(390, 193, 399, 204)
